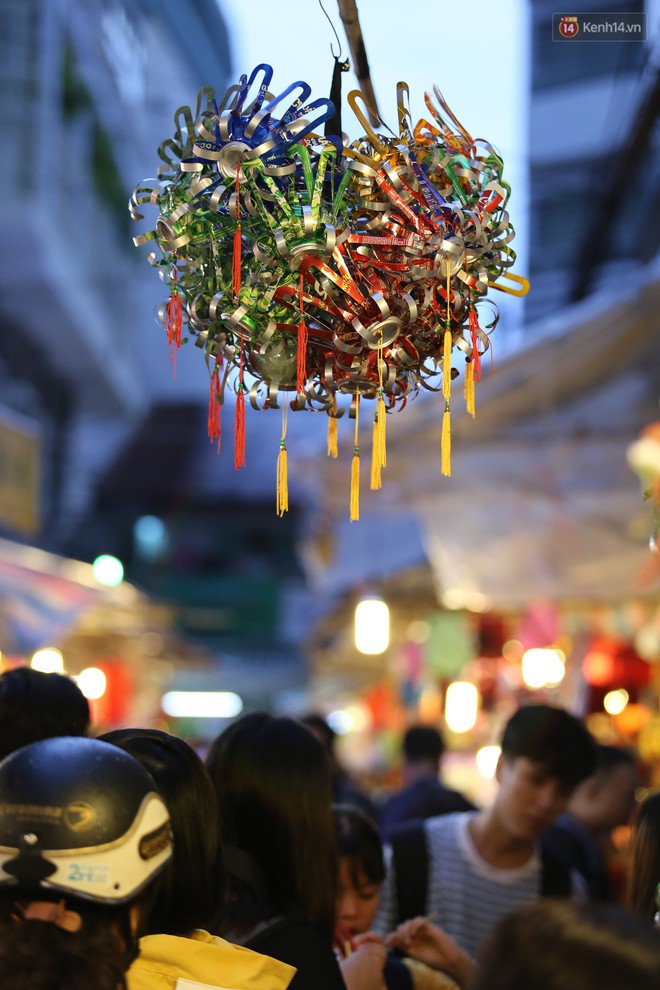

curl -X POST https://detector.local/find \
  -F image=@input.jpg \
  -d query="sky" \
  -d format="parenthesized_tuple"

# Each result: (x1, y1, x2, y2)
(219, 0, 530, 343)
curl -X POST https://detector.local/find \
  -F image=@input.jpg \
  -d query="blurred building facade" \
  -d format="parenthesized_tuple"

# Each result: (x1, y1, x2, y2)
(0, 0, 233, 547)
(0, 0, 310, 705)
(527, 0, 658, 322)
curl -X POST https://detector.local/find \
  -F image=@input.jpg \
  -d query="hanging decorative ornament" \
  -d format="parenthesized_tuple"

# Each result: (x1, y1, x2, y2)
(627, 422, 660, 560)
(130, 65, 528, 517)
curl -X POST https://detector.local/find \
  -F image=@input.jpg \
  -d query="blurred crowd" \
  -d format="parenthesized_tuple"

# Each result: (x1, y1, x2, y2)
(0, 666, 658, 990)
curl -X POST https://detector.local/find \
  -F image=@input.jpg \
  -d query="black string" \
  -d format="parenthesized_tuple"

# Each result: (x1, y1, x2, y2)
(325, 56, 350, 139)
(318, 0, 343, 58)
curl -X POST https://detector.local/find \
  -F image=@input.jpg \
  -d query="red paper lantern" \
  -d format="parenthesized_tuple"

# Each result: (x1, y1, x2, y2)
(582, 637, 650, 689)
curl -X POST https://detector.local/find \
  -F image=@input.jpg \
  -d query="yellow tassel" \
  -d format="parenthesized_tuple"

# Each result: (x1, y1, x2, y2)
(350, 394, 360, 521)
(350, 448, 360, 521)
(276, 404, 289, 516)
(370, 410, 382, 491)
(370, 391, 387, 490)
(441, 403, 451, 477)
(327, 413, 338, 458)
(378, 391, 387, 469)
(465, 360, 475, 417)
(442, 328, 452, 402)
(443, 257, 453, 403)
(276, 442, 288, 516)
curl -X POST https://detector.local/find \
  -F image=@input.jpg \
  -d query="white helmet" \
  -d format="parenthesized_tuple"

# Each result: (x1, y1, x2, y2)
(0, 736, 172, 903)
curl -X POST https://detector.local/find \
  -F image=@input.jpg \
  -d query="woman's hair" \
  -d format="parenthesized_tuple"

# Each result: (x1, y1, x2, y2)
(0, 893, 132, 990)
(101, 728, 221, 936)
(0, 667, 89, 760)
(627, 791, 660, 922)
(205, 711, 337, 939)
(470, 900, 660, 990)
(332, 804, 385, 888)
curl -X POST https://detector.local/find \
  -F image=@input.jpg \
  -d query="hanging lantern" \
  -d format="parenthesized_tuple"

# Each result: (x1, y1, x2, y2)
(445, 680, 479, 733)
(130, 64, 528, 516)
(354, 596, 390, 654)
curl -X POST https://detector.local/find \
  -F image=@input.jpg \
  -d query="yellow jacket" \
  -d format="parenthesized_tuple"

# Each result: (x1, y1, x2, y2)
(128, 929, 296, 990)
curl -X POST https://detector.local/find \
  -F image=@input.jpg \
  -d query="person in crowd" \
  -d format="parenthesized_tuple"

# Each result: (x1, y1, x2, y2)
(627, 790, 660, 924)
(379, 725, 474, 840)
(470, 899, 660, 989)
(102, 727, 295, 990)
(301, 712, 378, 821)
(388, 900, 660, 989)
(0, 665, 89, 759)
(373, 704, 597, 961)
(205, 712, 384, 990)
(0, 735, 172, 990)
(543, 744, 638, 900)
(333, 803, 461, 990)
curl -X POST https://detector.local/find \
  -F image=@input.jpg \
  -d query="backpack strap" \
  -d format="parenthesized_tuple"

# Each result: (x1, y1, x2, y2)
(389, 818, 428, 924)
(540, 834, 573, 897)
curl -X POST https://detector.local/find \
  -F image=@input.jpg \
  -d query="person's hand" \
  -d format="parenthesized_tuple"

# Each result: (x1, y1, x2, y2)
(339, 936, 387, 990)
(353, 931, 384, 948)
(385, 917, 475, 988)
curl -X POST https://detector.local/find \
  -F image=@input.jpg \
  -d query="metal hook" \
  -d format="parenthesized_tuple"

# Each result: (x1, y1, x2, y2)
(318, 0, 343, 59)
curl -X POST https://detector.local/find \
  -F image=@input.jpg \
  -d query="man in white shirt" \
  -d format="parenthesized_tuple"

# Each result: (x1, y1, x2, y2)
(375, 704, 597, 960)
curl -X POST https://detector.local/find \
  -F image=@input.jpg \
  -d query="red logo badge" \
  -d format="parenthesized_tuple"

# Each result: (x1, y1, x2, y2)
(558, 16, 580, 38)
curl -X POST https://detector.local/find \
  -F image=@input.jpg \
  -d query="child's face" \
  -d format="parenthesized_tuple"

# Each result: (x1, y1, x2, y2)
(336, 857, 381, 936)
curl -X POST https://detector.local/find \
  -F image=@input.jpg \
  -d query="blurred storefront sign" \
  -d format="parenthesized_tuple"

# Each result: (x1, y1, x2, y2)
(0, 409, 40, 536)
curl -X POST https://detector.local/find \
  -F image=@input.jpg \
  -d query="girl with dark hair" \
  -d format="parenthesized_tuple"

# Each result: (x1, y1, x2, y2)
(333, 805, 460, 990)
(205, 712, 385, 990)
(102, 728, 295, 990)
(627, 790, 660, 925)
(0, 736, 172, 990)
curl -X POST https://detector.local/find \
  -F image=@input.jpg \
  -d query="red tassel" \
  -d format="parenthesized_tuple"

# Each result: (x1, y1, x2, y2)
(296, 274, 307, 395)
(234, 385, 245, 469)
(232, 176, 242, 301)
(165, 271, 182, 377)
(296, 320, 308, 394)
(207, 364, 222, 451)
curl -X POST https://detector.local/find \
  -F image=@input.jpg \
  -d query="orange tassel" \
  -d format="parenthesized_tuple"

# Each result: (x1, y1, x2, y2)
(350, 395, 360, 522)
(232, 176, 242, 301)
(442, 328, 452, 401)
(234, 385, 245, 469)
(464, 360, 475, 418)
(370, 391, 386, 491)
(207, 364, 222, 450)
(350, 449, 360, 521)
(442, 258, 452, 401)
(370, 410, 382, 491)
(378, 395, 386, 470)
(276, 441, 288, 516)
(276, 404, 289, 516)
(441, 402, 451, 477)
(327, 412, 338, 458)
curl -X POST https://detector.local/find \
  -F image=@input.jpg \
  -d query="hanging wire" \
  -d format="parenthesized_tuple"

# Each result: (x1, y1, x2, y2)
(318, 0, 343, 59)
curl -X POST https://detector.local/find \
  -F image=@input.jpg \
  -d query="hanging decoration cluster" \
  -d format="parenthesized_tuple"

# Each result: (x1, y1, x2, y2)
(130, 64, 529, 518)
